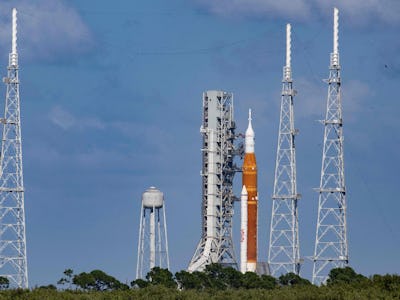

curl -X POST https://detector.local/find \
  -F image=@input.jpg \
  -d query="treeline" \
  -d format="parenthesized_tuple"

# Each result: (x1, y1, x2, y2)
(0, 265, 398, 299)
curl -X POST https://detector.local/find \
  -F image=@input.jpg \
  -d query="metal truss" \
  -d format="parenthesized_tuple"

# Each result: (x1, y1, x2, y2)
(188, 91, 239, 272)
(268, 57, 301, 277)
(312, 20, 348, 283)
(0, 9, 28, 288)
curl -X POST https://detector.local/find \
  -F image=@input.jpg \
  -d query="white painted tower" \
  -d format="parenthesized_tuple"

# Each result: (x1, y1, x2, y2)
(136, 187, 170, 279)
(268, 23, 301, 277)
(0, 8, 29, 288)
(312, 8, 348, 285)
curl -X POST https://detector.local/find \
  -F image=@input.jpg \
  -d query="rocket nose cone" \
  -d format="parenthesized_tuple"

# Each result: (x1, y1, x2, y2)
(241, 185, 248, 195)
(245, 125, 254, 137)
(245, 109, 255, 137)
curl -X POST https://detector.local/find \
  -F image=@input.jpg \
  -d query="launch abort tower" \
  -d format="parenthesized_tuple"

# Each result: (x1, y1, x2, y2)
(188, 91, 238, 272)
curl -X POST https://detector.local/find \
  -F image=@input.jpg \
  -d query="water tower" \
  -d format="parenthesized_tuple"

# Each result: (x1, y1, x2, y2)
(136, 187, 170, 279)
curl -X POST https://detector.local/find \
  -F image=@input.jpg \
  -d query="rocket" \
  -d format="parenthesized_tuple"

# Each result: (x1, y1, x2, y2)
(242, 109, 258, 273)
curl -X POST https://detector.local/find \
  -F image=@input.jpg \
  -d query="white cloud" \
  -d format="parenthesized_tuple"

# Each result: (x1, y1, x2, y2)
(198, 0, 311, 19)
(110, 120, 175, 154)
(49, 106, 75, 130)
(195, 0, 400, 24)
(342, 79, 370, 122)
(295, 77, 326, 119)
(47, 107, 173, 156)
(315, 0, 400, 25)
(49, 106, 105, 130)
(0, 0, 93, 61)
(294, 78, 369, 121)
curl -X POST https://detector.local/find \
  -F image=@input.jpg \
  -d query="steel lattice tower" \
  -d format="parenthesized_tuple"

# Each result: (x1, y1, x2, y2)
(0, 8, 28, 288)
(268, 24, 301, 277)
(312, 8, 348, 285)
(188, 91, 239, 272)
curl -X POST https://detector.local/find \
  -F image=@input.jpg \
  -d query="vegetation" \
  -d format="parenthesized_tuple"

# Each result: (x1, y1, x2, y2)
(0, 277, 9, 290)
(72, 270, 129, 291)
(0, 265, 398, 299)
(278, 272, 311, 286)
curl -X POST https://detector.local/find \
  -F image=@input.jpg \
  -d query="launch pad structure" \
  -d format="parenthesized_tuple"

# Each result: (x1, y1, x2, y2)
(188, 91, 239, 272)
(140, 8, 348, 282)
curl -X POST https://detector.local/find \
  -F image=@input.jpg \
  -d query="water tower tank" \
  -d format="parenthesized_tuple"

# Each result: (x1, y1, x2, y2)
(142, 187, 164, 208)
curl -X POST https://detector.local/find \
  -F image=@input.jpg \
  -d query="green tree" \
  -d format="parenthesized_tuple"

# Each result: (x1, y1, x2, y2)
(279, 272, 311, 286)
(57, 268, 74, 288)
(146, 267, 176, 288)
(191, 271, 211, 289)
(370, 273, 400, 292)
(91, 269, 128, 290)
(73, 270, 128, 291)
(260, 274, 278, 289)
(220, 267, 243, 289)
(175, 270, 203, 290)
(0, 276, 9, 290)
(131, 278, 149, 289)
(72, 272, 96, 290)
(203, 263, 242, 290)
(203, 263, 231, 290)
(38, 284, 57, 290)
(327, 267, 367, 286)
(241, 272, 262, 289)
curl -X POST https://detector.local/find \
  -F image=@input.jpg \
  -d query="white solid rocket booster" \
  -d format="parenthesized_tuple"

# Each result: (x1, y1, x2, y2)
(240, 185, 248, 273)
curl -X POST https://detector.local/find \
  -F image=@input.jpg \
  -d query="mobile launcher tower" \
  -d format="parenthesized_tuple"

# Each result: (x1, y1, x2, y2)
(188, 91, 240, 272)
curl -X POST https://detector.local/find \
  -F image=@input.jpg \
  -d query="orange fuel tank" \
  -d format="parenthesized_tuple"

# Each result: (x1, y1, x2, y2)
(242, 109, 258, 272)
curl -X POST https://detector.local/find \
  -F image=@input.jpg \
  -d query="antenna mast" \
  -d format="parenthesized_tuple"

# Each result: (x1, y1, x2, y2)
(312, 7, 348, 285)
(268, 23, 301, 276)
(0, 8, 29, 288)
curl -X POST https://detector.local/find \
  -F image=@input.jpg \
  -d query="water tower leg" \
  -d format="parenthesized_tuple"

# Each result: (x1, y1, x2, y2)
(150, 207, 155, 270)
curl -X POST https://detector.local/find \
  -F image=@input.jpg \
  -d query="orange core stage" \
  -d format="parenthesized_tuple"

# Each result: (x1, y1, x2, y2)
(242, 153, 257, 269)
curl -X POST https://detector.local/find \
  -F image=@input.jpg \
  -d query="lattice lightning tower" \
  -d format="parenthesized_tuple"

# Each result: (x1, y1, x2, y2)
(268, 24, 301, 277)
(0, 8, 28, 288)
(188, 91, 239, 272)
(312, 8, 348, 285)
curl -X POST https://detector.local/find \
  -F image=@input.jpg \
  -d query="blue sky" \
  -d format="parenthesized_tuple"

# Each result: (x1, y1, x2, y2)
(0, 0, 399, 286)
